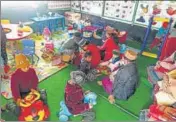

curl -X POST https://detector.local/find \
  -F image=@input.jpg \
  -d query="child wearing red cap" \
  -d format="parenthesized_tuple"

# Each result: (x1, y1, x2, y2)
(150, 22, 169, 50)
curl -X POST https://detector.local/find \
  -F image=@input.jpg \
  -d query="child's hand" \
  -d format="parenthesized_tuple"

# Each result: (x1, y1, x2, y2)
(89, 104, 93, 109)
(85, 90, 90, 94)
(108, 95, 115, 104)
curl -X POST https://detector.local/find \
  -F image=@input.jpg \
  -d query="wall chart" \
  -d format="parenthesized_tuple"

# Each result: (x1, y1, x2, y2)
(81, 1, 103, 16)
(134, 1, 176, 29)
(104, 1, 137, 22)
(71, 1, 81, 11)
(48, 1, 71, 9)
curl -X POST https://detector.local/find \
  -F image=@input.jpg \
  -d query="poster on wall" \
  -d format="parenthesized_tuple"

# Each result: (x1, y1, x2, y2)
(48, 1, 70, 9)
(104, 1, 137, 22)
(134, 1, 176, 29)
(71, 1, 81, 11)
(81, 1, 103, 16)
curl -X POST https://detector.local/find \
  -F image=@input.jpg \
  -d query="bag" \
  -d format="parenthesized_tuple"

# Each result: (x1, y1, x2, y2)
(45, 41, 54, 51)
(41, 48, 55, 62)
(52, 55, 62, 66)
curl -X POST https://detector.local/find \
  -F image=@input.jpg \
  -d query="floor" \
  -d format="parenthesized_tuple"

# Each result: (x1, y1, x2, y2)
(1, 36, 158, 121)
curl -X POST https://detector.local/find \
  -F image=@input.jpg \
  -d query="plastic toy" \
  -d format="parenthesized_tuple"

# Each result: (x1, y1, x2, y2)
(142, 52, 157, 58)
(18, 90, 50, 121)
(140, 16, 173, 59)
(120, 44, 127, 54)
(42, 27, 51, 41)
(58, 92, 97, 121)
(84, 92, 97, 105)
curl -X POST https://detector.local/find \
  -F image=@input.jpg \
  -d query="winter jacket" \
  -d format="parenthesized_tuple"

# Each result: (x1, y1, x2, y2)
(62, 37, 81, 52)
(99, 37, 119, 61)
(64, 82, 89, 115)
(112, 62, 139, 100)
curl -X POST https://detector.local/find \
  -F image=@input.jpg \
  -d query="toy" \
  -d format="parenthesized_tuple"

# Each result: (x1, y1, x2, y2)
(41, 48, 55, 62)
(120, 44, 127, 54)
(45, 41, 54, 51)
(58, 101, 72, 122)
(18, 90, 50, 121)
(84, 92, 97, 105)
(140, 16, 173, 59)
(42, 27, 51, 41)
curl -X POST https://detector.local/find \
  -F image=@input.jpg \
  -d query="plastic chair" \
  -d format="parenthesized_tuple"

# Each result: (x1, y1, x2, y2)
(21, 39, 39, 64)
(1, 19, 10, 24)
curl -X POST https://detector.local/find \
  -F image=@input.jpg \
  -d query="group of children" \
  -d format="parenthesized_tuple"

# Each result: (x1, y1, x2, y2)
(60, 26, 140, 120)
(1, 20, 175, 121)
(0, 22, 140, 121)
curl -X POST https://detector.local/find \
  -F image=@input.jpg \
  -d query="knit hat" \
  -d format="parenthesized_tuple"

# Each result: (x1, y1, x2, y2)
(70, 71, 86, 85)
(15, 54, 30, 69)
(77, 38, 88, 47)
(124, 50, 137, 61)
(112, 49, 120, 56)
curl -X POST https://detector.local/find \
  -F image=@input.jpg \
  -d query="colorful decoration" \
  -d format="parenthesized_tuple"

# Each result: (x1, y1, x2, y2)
(42, 27, 51, 41)
(81, 1, 103, 16)
(18, 90, 50, 121)
(104, 1, 137, 22)
(135, 1, 176, 29)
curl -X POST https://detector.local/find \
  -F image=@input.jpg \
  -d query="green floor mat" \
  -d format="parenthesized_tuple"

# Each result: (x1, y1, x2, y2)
(1, 39, 158, 121)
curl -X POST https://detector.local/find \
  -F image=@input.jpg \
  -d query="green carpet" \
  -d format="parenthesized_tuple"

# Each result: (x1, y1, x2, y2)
(1, 55, 156, 121)
(1, 40, 158, 121)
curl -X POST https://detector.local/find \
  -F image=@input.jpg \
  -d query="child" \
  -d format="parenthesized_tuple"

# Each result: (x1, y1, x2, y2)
(98, 30, 119, 61)
(150, 22, 169, 50)
(11, 54, 39, 104)
(98, 50, 139, 103)
(79, 51, 98, 82)
(61, 32, 82, 63)
(154, 69, 176, 106)
(79, 51, 92, 74)
(99, 49, 120, 72)
(78, 39, 101, 68)
(64, 71, 95, 121)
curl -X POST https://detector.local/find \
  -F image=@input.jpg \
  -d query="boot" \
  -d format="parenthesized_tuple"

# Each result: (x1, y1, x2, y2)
(39, 89, 48, 105)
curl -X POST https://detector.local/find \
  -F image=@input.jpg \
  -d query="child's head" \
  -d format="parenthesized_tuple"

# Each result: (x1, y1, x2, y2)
(74, 32, 82, 38)
(15, 54, 30, 72)
(84, 51, 92, 62)
(70, 71, 85, 85)
(78, 39, 89, 51)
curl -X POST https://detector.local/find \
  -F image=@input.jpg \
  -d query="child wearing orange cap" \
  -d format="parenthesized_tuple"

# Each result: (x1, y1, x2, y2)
(11, 54, 39, 105)
(150, 22, 169, 50)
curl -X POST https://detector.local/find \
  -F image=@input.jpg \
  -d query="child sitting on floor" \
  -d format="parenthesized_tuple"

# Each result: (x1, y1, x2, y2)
(64, 71, 95, 121)
(78, 51, 98, 82)
(79, 51, 92, 74)
(99, 49, 120, 72)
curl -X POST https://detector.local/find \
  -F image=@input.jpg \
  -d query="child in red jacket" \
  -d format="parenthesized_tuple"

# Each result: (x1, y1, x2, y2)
(98, 31, 119, 61)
